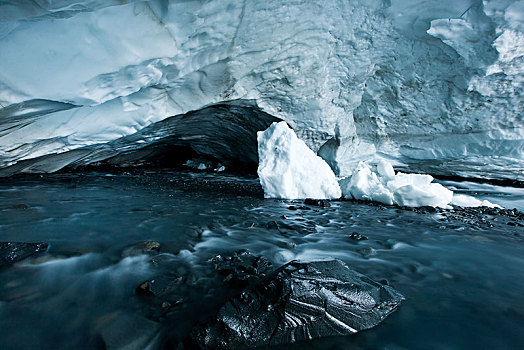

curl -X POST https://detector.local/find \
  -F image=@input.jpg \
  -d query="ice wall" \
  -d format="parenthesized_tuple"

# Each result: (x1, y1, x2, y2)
(0, 0, 522, 179)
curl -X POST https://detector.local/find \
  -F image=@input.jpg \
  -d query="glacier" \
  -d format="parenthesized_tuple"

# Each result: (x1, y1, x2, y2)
(0, 0, 522, 181)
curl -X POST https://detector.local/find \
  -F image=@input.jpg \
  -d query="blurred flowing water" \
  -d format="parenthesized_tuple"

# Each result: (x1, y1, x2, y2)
(0, 171, 523, 349)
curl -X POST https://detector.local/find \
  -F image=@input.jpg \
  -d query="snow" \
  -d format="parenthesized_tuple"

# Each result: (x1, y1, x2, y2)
(257, 122, 341, 200)
(340, 161, 451, 208)
(340, 160, 504, 208)
(451, 194, 501, 209)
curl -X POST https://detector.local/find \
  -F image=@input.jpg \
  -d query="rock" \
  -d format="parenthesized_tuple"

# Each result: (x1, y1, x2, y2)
(135, 276, 185, 302)
(304, 198, 331, 207)
(265, 221, 280, 230)
(122, 241, 160, 258)
(0, 242, 48, 267)
(187, 260, 403, 349)
(211, 250, 272, 288)
(348, 232, 368, 240)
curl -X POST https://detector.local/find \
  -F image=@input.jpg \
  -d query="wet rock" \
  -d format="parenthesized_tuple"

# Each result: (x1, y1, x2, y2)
(304, 198, 331, 208)
(211, 250, 272, 288)
(122, 241, 160, 258)
(287, 205, 311, 211)
(0, 242, 48, 267)
(265, 221, 280, 230)
(135, 275, 185, 302)
(285, 241, 296, 249)
(507, 221, 524, 227)
(348, 232, 368, 241)
(187, 260, 403, 349)
(439, 206, 524, 230)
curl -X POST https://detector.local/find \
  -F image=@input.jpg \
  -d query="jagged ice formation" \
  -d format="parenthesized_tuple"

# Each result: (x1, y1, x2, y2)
(0, 0, 522, 180)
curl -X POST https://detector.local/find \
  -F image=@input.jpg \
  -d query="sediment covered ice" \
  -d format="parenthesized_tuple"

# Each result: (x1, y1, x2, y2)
(257, 122, 341, 200)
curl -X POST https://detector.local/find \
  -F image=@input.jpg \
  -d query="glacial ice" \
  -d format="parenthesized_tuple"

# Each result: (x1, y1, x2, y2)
(451, 194, 501, 208)
(339, 160, 501, 208)
(257, 122, 341, 200)
(340, 161, 453, 208)
(0, 0, 522, 181)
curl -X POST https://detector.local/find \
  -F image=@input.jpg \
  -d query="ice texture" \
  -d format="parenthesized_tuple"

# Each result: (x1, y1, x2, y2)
(340, 160, 504, 208)
(340, 161, 451, 208)
(0, 0, 522, 180)
(451, 194, 501, 208)
(257, 122, 341, 200)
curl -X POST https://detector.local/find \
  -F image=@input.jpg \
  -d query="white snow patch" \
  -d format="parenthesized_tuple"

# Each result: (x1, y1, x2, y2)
(340, 160, 504, 208)
(340, 160, 453, 208)
(451, 194, 501, 208)
(257, 122, 341, 200)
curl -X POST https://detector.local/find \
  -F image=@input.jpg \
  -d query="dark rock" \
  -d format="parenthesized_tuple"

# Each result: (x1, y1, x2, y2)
(0, 242, 48, 267)
(440, 205, 524, 230)
(135, 275, 185, 302)
(265, 221, 280, 230)
(304, 198, 331, 208)
(348, 232, 368, 240)
(507, 221, 524, 227)
(187, 260, 403, 349)
(136, 281, 156, 297)
(122, 241, 160, 258)
(211, 250, 272, 288)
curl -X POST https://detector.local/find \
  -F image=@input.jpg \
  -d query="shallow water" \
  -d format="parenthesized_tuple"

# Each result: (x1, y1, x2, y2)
(0, 171, 523, 349)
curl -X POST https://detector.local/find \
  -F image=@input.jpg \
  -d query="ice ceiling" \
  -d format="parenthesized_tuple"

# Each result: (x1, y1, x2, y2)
(0, 0, 522, 179)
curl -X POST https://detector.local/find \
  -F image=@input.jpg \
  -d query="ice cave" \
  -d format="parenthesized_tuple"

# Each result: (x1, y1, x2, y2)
(0, 1, 523, 349)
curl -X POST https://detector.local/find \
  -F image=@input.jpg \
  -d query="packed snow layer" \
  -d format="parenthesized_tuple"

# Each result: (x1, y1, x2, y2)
(0, 0, 522, 179)
(257, 122, 341, 200)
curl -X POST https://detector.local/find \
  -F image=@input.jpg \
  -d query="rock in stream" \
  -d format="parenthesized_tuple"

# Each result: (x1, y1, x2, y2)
(0, 242, 48, 267)
(186, 259, 403, 349)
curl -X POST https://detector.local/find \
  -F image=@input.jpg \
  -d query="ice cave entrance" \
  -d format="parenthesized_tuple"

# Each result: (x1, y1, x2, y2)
(0, 100, 281, 176)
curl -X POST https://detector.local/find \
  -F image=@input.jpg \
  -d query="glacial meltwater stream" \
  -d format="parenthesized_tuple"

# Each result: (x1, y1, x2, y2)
(0, 171, 523, 349)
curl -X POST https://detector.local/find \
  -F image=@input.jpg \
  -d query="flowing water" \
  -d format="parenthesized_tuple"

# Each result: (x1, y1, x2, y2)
(0, 171, 523, 349)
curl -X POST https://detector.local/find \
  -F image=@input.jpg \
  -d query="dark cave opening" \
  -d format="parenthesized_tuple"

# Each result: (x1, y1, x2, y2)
(0, 100, 281, 176)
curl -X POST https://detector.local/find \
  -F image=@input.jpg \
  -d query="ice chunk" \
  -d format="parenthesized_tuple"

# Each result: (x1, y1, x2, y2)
(257, 122, 341, 199)
(343, 162, 394, 205)
(392, 182, 453, 208)
(340, 161, 453, 208)
(451, 194, 501, 208)
(376, 159, 395, 180)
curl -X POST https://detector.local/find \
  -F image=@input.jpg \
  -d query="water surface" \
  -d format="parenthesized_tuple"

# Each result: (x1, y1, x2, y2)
(0, 171, 523, 349)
